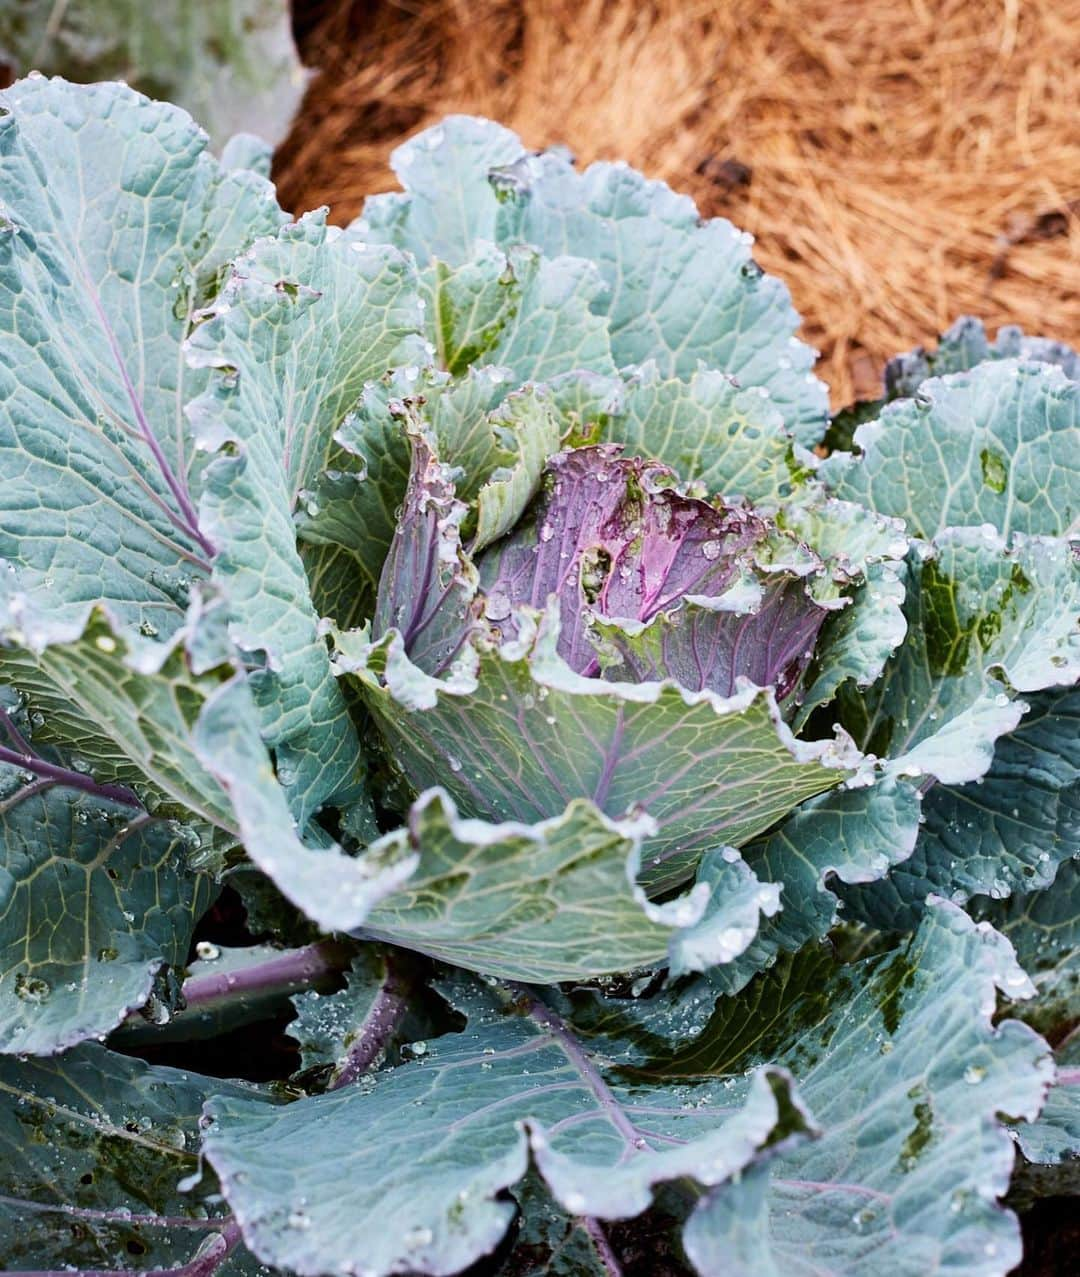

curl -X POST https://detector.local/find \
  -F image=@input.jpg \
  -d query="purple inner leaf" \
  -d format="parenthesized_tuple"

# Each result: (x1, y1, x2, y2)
(475, 447, 826, 697)
(373, 442, 830, 700)
(478, 447, 766, 673)
(599, 580, 829, 701)
(596, 486, 762, 631)
(372, 433, 480, 676)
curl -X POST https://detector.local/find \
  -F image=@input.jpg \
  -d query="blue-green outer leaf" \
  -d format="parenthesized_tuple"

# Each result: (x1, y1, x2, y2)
(0, 76, 284, 644)
(829, 360, 1080, 540)
(203, 982, 813, 1277)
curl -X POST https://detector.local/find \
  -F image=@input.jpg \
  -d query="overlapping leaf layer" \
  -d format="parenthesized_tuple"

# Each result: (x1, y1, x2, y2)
(0, 84, 1075, 1277)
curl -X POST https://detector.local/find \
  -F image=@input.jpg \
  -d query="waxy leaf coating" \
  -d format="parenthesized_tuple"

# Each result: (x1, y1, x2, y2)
(0, 759, 212, 1055)
(357, 790, 780, 982)
(0, 1043, 263, 1271)
(0, 75, 1075, 1277)
(359, 115, 829, 442)
(0, 75, 284, 642)
(203, 981, 813, 1277)
(830, 359, 1080, 541)
(0, 1, 307, 150)
(347, 606, 854, 893)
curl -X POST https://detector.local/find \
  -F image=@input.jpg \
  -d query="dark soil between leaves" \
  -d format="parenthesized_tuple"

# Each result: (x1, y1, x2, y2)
(1016, 1198, 1080, 1276)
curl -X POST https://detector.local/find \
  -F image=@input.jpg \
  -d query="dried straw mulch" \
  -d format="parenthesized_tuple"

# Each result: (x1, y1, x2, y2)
(275, 0, 1080, 407)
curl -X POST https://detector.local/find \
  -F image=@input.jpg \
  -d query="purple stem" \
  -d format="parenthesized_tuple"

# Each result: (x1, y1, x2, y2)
(590, 710, 625, 810)
(0, 710, 141, 807)
(78, 259, 216, 560)
(581, 1216, 625, 1277)
(180, 940, 349, 1012)
(0, 1196, 220, 1231)
(0, 1219, 241, 1277)
(510, 985, 642, 1150)
(0, 707, 32, 753)
(331, 956, 411, 1089)
(510, 989, 636, 1275)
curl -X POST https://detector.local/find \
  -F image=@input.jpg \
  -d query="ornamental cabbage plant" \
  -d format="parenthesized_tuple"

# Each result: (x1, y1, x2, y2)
(0, 0, 306, 150)
(0, 77, 1077, 1277)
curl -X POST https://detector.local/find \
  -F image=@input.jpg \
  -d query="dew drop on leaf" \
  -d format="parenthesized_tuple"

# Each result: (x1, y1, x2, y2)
(485, 591, 512, 621)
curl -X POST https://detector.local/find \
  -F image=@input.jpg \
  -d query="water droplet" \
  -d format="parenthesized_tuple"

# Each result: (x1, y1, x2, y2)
(196, 941, 221, 961)
(485, 592, 512, 622)
(145, 997, 173, 1026)
(963, 1064, 987, 1085)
